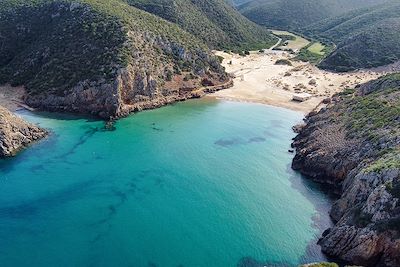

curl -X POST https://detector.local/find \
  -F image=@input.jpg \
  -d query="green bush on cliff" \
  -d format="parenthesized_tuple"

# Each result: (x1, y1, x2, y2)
(331, 73, 400, 175)
(364, 150, 400, 173)
(0, 0, 225, 96)
(342, 74, 400, 142)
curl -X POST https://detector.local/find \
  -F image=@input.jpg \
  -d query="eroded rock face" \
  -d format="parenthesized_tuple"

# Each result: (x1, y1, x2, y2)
(24, 41, 230, 120)
(319, 224, 400, 267)
(0, 106, 47, 157)
(292, 112, 362, 189)
(318, 168, 400, 267)
(25, 66, 231, 119)
(292, 75, 400, 267)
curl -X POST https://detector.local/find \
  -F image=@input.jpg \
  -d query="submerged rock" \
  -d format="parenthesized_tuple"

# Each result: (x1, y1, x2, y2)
(0, 106, 47, 157)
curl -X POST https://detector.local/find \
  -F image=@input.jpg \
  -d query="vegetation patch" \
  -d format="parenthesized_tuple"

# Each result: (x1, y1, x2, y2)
(307, 42, 325, 55)
(0, 0, 226, 97)
(338, 74, 400, 142)
(294, 42, 333, 64)
(274, 59, 292, 66)
(305, 1, 400, 71)
(326, 74, 400, 177)
(271, 29, 310, 51)
(125, 0, 278, 51)
(364, 151, 400, 173)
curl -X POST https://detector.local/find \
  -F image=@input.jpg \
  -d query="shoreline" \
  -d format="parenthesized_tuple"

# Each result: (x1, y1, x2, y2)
(1, 49, 394, 118)
(212, 50, 390, 114)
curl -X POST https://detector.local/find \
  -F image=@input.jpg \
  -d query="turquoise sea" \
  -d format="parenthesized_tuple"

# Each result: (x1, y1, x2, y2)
(0, 99, 332, 267)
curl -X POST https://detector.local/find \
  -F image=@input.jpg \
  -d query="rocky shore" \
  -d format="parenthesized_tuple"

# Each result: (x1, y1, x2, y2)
(292, 74, 400, 267)
(0, 106, 47, 157)
(25, 74, 232, 120)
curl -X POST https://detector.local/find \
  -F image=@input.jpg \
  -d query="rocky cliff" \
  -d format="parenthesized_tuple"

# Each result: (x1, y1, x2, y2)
(292, 74, 400, 267)
(0, 0, 229, 119)
(0, 106, 47, 157)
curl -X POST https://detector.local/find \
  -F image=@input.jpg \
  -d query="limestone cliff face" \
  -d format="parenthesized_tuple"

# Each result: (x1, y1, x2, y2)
(292, 74, 400, 267)
(0, 106, 47, 157)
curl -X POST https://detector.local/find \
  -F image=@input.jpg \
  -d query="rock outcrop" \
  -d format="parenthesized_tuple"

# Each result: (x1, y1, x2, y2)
(25, 65, 232, 119)
(292, 74, 400, 267)
(0, 106, 47, 157)
(0, 0, 230, 120)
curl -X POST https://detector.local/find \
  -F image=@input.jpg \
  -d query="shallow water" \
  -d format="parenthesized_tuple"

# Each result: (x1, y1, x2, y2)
(0, 99, 332, 267)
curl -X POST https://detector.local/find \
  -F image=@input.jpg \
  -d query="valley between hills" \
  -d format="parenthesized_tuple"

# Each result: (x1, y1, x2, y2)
(0, 1, 399, 267)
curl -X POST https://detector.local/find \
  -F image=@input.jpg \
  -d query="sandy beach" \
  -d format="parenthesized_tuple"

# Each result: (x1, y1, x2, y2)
(212, 50, 387, 114)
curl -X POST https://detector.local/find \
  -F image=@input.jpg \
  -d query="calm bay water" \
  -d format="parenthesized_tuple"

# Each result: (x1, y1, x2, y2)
(0, 99, 332, 267)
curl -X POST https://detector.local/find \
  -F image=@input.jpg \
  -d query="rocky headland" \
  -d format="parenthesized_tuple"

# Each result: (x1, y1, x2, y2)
(0, 106, 47, 157)
(0, 1, 231, 120)
(292, 74, 400, 266)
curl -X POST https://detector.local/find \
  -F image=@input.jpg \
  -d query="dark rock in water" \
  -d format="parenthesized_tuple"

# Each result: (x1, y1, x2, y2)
(291, 74, 400, 267)
(288, 149, 294, 153)
(0, 106, 47, 157)
(104, 121, 116, 131)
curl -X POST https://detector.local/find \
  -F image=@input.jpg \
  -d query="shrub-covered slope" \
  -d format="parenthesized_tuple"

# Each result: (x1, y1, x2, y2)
(305, 1, 400, 71)
(124, 0, 277, 51)
(237, 0, 388, 31)
(292, 74, 400, 267)
(0, 0, 229, 118)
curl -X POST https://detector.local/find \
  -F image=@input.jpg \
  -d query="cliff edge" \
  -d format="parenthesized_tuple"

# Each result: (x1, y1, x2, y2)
(0, 106, 47, 157)
(292, 74, 400, 267)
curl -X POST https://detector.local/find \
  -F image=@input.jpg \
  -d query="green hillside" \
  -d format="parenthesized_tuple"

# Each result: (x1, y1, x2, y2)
(124, 0, 277, 51)
(305, 1, 400, 71)
(238, 0, 389, 31)
(0, 0, 227, 118)
(237, 0, 400, 71)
